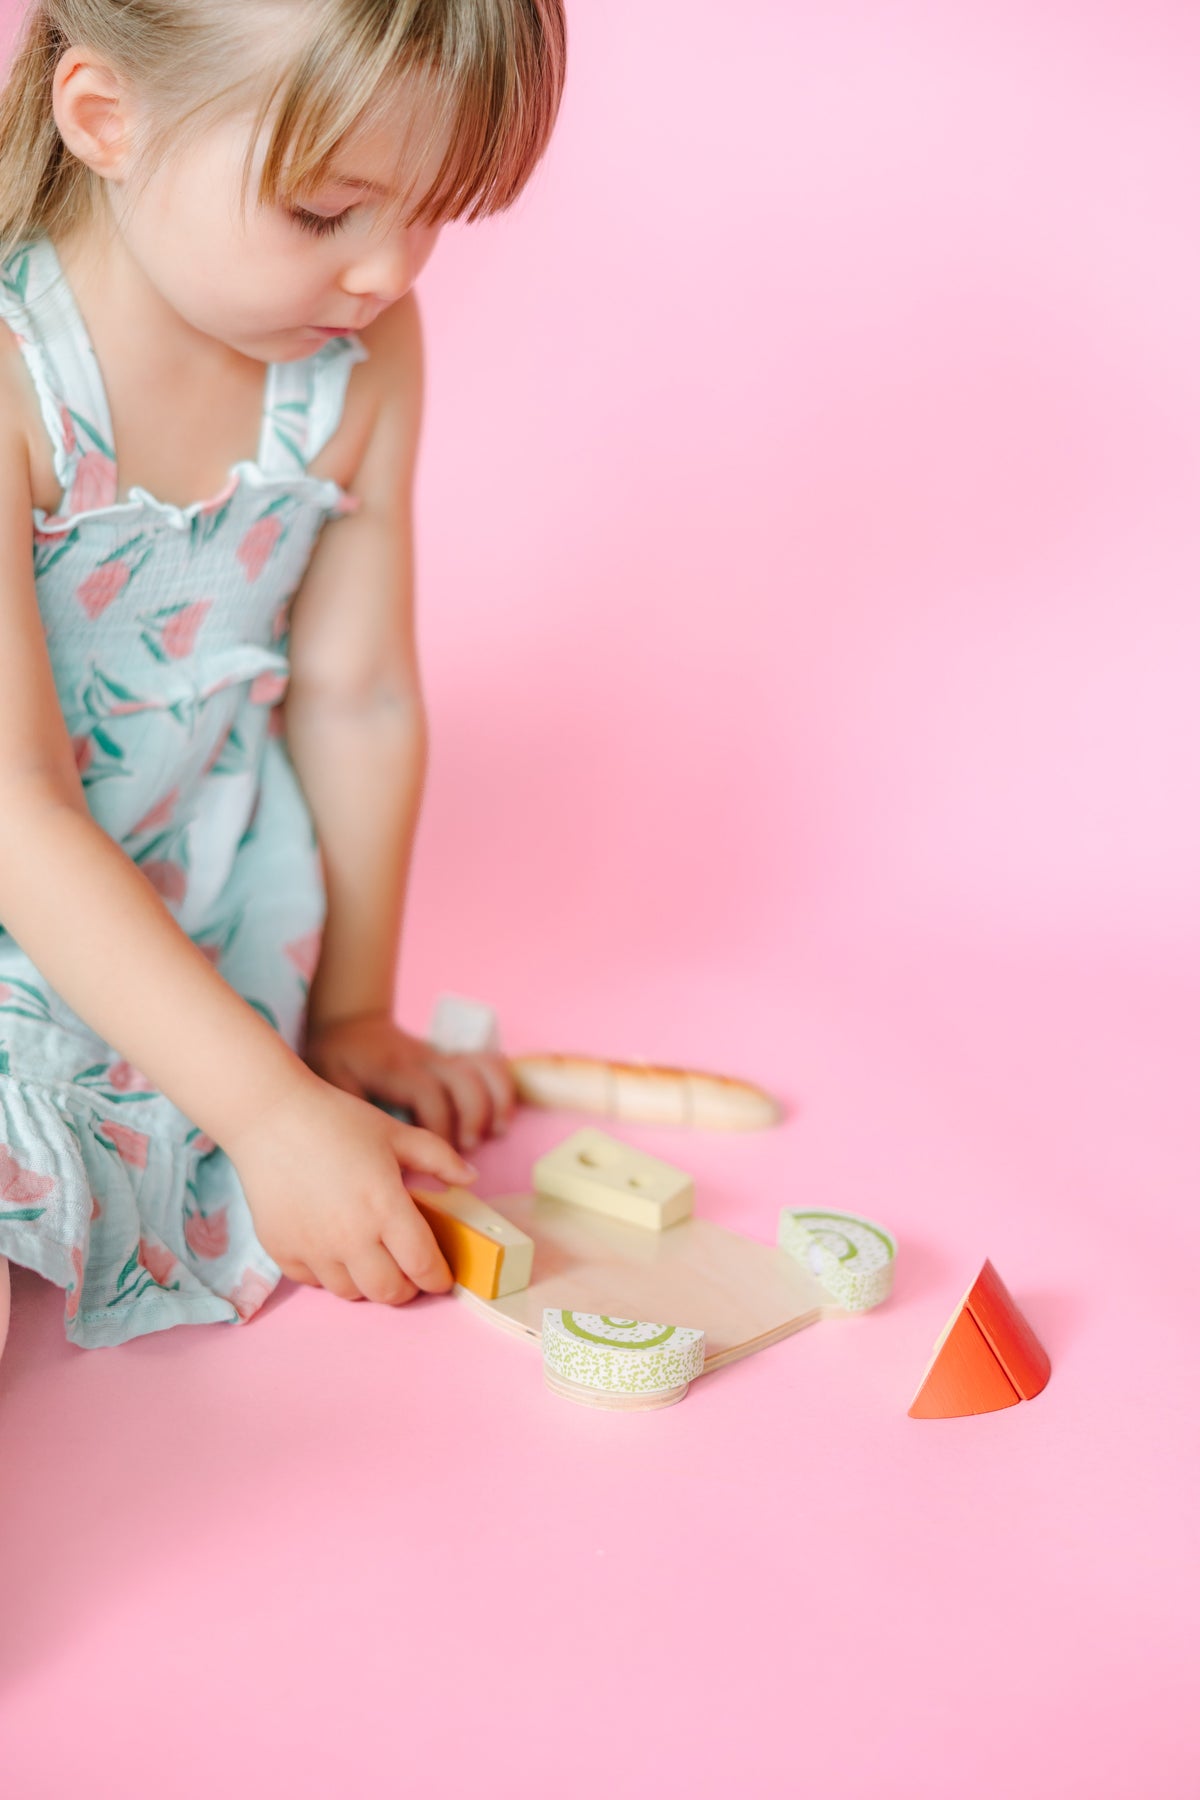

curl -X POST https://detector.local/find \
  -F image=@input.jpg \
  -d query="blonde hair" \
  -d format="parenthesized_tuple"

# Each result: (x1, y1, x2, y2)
(0, 0, 567, 259)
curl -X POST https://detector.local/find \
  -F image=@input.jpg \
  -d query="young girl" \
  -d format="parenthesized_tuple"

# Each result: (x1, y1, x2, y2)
(0, 0, 567, 1354)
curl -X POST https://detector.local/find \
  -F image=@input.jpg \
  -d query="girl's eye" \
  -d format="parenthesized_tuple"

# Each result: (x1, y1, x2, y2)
(289, 206, 354, 238)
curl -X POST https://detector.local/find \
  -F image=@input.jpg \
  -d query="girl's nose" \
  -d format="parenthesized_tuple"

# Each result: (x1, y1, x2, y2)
(340, 234, 417, 307)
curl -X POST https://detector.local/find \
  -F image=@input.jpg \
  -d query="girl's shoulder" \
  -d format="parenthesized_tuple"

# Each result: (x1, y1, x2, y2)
(307, 291, 424, 493)
(0, 309, 65, 518)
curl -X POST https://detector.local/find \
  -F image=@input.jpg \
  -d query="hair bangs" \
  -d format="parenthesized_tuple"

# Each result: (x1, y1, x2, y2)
(250, 0, 565, 229)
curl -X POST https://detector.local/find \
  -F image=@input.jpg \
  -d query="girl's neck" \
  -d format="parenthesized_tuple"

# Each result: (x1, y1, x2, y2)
(51, 208, 255, 387)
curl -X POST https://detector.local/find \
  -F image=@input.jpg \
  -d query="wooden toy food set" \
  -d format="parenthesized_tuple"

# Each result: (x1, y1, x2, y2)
(414, 1131, 896, 1411)
(419, 996, 1049, 1416)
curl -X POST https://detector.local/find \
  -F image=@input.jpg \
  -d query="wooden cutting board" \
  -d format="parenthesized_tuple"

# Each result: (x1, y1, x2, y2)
(452, 1191, 843, 1373)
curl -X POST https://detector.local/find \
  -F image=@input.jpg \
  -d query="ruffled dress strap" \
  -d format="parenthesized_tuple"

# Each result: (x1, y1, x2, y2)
(257, 333, 370, 476)
(0, 237, 118, 516)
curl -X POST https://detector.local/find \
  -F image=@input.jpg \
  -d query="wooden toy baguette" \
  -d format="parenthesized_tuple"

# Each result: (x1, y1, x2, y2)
(510, 1053, 783, 1131)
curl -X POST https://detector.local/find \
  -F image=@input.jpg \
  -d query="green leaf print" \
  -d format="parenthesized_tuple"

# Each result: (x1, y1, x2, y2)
(82, 665, 148, 723)
(72, 1062, 156, 1104)
(189, 490, 236, 548)
(90, 726, 125, 760)
(105, 1271, 174, 1306)
(98, 533, 148, 568)
(91, 668, 143, 705)
(66, 406, 115, 461)
(114, 1246, 141, 1293)
(211, 724, 247, 776)
(0, 1045, 8, 1075)
(33, 534, 79, 579)
(246, 998, 280, 1032)
(0, 1206, 47, 1223)
(270, 402, 309, 470)
(2, 249, 30, 303)
(0, 977, 52, 1022)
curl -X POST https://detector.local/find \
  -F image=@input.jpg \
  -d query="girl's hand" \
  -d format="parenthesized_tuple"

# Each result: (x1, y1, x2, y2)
(225, 1068, 477, 1305)
(304, 1012, 517, 1153)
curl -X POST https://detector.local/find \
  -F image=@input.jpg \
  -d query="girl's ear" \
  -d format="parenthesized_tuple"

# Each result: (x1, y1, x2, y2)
(51, 46, 139, 183)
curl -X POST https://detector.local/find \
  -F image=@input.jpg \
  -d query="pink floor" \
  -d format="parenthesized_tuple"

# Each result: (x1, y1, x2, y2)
(2, 2, 1196, 1794)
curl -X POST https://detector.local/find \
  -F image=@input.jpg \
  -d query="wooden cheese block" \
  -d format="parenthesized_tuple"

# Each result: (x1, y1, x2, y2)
(410, 1187, 534, 1301)
(532, 1129, 694, 1230)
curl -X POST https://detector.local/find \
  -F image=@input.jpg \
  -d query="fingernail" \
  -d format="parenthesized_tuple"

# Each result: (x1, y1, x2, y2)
(462, 1161, 479, 1178)
(462, 1133, 477, 1152)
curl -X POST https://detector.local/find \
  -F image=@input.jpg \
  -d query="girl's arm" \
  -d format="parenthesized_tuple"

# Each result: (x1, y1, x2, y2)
(0, 393, 303, 1147)
(283, 293, 514, 1149)
(284, 293, 429, 1036)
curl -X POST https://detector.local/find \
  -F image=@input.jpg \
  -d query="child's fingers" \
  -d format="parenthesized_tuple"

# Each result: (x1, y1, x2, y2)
(391, 1121, 478, 1188)
(344, 1241, 421, 1306)
(380, 1202, 454, 1295)
(381, 1067, 456, 1144)
(280, 1258, 321, 1288)
(433, 1059, 492, 1151)
(475, 1053, 518, 1132)
(313, 1260, 366, 1302)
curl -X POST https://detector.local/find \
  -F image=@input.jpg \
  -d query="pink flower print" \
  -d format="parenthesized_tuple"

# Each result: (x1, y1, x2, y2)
(285, 929, 322, 981)
(191, 1131, 216, 1156)
(72, 735, 93, 773)
(75, 558, 130, 620)
(101, 1119, 150, 1168)
(59, 402, 77, 456)
(229, 1267, 274, 1321)
(90, 1194, 102, 1221)
(160, 600, 211, 659)
(141, 861, 187, 904)
(139, 1236, 176, 1286)
(69, 450, 118, 514)
(271, 600, 291, 641)
(249, 670, 288, 706)
(108, 1059, 152, 1093)
(65, 1243, 85, 1319)
(0, 984, 10, 1003)
(236, 513, 283, 580)
(267, 707, 286, 740)
(0, 1145, 55, 1208)
(185, 1205, 230, 1260)
(197, 942, 221, 968)
(131, 788, 179, 836)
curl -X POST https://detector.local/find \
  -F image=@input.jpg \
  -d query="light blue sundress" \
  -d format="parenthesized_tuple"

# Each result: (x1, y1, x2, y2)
(0, 235, 368, 1348)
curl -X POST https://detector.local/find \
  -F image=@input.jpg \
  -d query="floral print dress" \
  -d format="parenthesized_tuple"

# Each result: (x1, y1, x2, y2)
(0, 236, 368, 1347)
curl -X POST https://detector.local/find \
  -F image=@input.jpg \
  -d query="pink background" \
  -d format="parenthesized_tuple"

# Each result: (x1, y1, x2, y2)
(2, 2, 1196, 1794)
